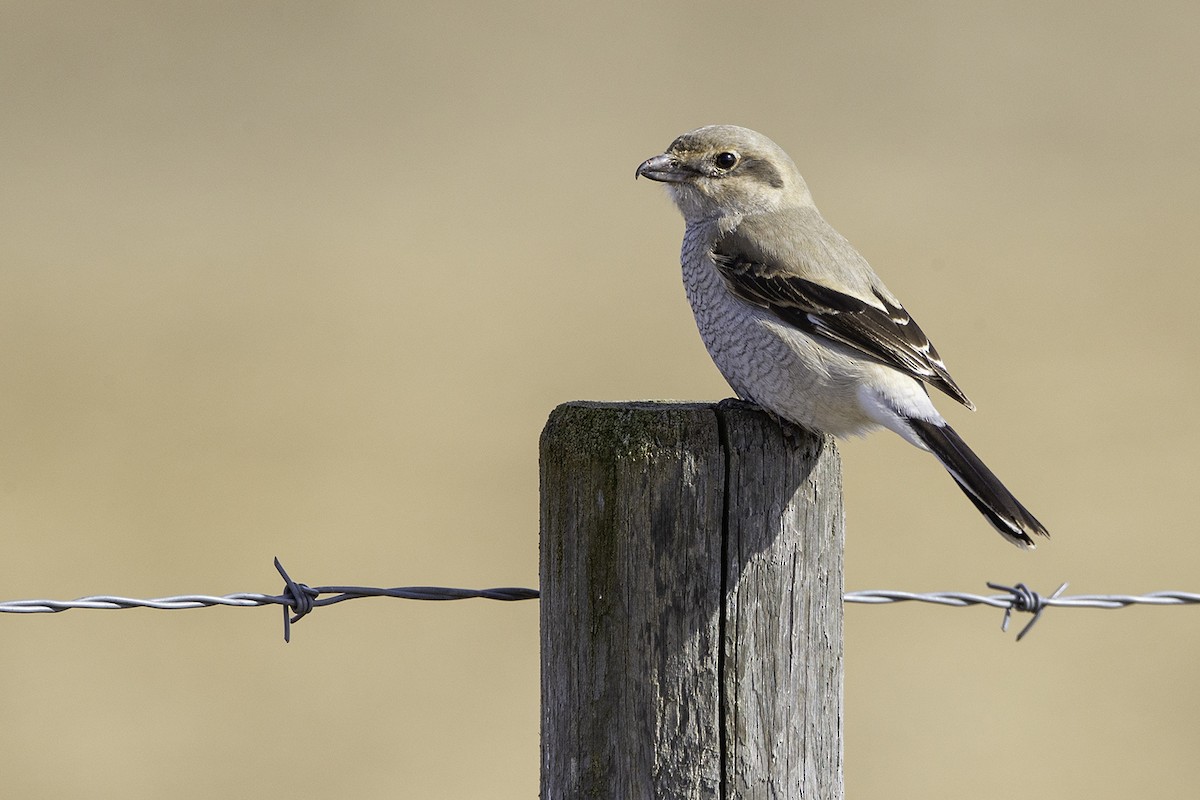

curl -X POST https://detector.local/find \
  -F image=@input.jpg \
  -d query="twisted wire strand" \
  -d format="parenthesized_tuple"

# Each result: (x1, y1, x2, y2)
(842, 589, 1200, 608)
(3, 560, 1196, 642)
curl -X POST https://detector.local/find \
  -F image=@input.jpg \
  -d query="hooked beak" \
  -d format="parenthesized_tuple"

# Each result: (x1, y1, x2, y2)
(635, 153, 692, 183)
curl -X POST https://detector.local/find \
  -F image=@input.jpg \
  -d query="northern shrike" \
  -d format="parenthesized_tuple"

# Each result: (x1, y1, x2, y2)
(636, 125, 1048, 548)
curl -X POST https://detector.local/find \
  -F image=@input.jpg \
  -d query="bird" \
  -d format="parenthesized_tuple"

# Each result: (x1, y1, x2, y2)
(636, 124, 1048, 548)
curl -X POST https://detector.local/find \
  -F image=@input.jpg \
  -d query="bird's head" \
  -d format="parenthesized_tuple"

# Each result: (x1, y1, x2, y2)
(636, 125, 812, 224)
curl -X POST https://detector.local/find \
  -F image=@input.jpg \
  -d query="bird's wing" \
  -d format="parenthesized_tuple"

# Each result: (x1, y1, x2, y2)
(710, 244, 975, 410)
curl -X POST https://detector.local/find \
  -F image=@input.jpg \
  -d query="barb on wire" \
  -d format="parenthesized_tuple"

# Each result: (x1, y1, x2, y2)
(266, 558, 540, 642)
(843, 581, 1200, 641)
(988, 581, 1069, 641)
(3, 565, 1199, 642)
(0, 557, 540, 643)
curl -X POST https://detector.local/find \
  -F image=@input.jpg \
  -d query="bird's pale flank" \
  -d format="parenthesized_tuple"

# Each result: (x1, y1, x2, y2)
(636, 124, 1048, 548)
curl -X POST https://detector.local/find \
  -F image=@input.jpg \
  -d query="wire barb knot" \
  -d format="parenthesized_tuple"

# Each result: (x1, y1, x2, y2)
(987, 581, 1069, 641)
(273, 558, 319, 643)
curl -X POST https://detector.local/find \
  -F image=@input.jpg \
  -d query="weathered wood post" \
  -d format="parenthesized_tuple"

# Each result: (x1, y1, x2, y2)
(540, 400, 844, 799)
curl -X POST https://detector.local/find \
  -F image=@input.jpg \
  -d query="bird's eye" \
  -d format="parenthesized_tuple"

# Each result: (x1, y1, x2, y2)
(714, 151, 739, 170)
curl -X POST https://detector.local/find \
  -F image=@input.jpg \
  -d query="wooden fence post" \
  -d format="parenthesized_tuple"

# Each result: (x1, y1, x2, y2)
(540, 400, 844, 799)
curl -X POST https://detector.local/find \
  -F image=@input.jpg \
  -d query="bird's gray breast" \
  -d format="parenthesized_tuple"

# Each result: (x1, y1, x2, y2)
(678, 224, 874, 435)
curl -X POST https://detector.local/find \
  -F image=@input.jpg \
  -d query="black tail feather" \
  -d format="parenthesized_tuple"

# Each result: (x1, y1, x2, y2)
(906, 418, 1049, 549)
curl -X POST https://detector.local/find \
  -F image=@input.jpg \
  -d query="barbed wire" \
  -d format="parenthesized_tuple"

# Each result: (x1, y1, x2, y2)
(2, 559, 1196, 642)
(0, 559, 539, 642)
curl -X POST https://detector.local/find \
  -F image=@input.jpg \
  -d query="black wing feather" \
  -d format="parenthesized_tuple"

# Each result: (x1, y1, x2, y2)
(710, 248, 975, 409)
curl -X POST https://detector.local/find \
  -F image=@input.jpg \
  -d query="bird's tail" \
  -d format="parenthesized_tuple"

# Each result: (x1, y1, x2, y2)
(905, 418, 1049, 549)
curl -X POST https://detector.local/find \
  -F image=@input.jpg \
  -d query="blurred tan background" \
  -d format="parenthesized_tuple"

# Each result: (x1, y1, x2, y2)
(2, 1, 1198, 797)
